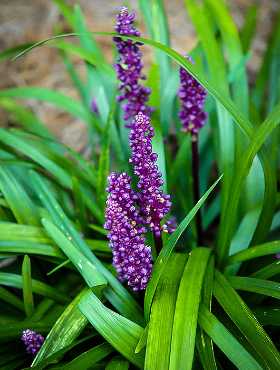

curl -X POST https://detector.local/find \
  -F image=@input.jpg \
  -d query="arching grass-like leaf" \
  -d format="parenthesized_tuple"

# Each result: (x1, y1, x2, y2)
(170, 248, 211, 370)
(0, 287, 24, 312)
(0, 88, 93, 125)
(227, 240, 280, 264)
(144, 175, 222, 319)
(196, 256, 217, 370)
(0, 98, 53, 139)
(0, 273, 69, 305)
(0, 165, 39, 226)
(55, 342, 114, 370)
(145, 253, 187, 370)
(214, 270, 280, 369)
(33, 290, 89, 366)
(42, 218, 107, 288)
(250, 261, 280, 279)
(198, 306, 263, 370)
(78, 290, 144, 368)
(228, 276, 280, 300)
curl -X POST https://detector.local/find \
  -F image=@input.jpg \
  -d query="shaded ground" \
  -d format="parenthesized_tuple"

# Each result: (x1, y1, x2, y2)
(0, 0, 278, 150)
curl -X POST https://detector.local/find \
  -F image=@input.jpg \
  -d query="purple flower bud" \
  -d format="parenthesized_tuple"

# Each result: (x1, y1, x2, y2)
(129, 113, 172, 236)
(21, 329, 44, 356)
(162, 216, 178, 234)
(90, 99, 99, 114)
(178, 56, 207, 135)
(104, 172, 152, 291)
(113, 7, 152, 124)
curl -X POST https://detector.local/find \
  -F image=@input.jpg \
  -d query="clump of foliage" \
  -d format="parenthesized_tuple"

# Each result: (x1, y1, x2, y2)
(0, 0, 280, 369)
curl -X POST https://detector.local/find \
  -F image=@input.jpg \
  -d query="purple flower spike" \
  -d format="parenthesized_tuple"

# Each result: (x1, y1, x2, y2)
(21, 329, 44, 356)
(129, 113, 172, 236)
(113, 7, 152, 123)
(178, 56, 207, 135)
(104, 172, 152, 291)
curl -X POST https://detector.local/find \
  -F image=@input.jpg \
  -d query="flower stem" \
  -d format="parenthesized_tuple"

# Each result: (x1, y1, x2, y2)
(153, 233, 163, 254)
(191, 134, 203, 245)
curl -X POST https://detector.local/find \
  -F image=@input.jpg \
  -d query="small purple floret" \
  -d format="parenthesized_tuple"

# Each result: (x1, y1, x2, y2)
(113, 7, 152, 123)
(162, 216, 177, 234)
(21, 329, 44, 356)
(104, 172, 152, 291)
(129, 113, 172, 236)
(178, 56, 207, 135)
(90, 99, 99, 114)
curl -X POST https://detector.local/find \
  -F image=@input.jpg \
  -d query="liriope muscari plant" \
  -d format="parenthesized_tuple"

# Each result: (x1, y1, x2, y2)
(0, 1, 279, 369)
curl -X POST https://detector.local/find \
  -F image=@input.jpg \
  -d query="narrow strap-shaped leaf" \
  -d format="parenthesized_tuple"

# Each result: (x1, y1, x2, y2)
(0, 273, 69, 305)
(251, 261, 280, 279)
(42, 218, 107, 288)
(0, 129, 71, 189)
(253, 307, 280, 327)
(240, 5, 258, 52)
(0, 240, 64, 259)
(0, 98, 53, 139)
(31, 298, 54, 322)
(78, 290, 144, 368)
(0, 286, 24, 312)
(62, 51, 88, 108)
(32, 290, 89, 365)
(0, 87, 91, 123)
(227, 240, 280, 264)
(56, 342, 114, 370)
(144, 176, 222, 319)
(198, 306, 263, 370)
(51, 40, 111, 73)
(145, 253, 187, 370)
(29, 335, 96, 370)
(53, 0, 75, 27)
(0, 222, 49, 243)
(0, 166, 39, 226)
(196, 256, 217, 370)
(217, 104, 280, 265)
(170, 248, 211, 370)
(105, 356, 129, 370)
(228, 276, 280, 300)
(0, 43, 33, 62)
(214, 270, 280, 369)
(135, 324, 149, 354)
(22, 255, 34, 317)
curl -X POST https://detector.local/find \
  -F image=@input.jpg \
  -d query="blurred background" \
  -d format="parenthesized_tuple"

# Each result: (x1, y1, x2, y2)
(0, 0, 279, 151)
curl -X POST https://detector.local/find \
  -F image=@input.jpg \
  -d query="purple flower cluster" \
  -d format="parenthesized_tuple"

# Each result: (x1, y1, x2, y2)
(178, 57, 207, 136)
(21, 329, 44, 356)
(129, 112, 172, 236)
(104, 172, 152, 291)
(113, 7, 152, 123)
